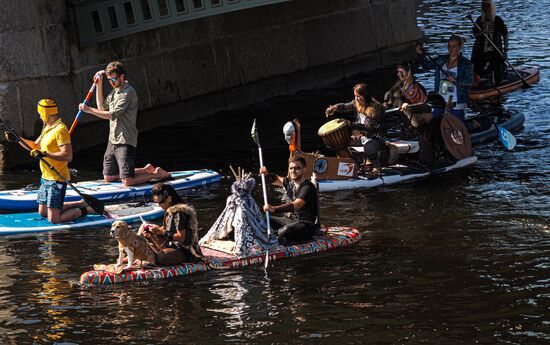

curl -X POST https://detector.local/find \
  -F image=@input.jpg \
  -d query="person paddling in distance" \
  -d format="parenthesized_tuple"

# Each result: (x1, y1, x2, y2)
(471, 0, 508, 85)
(383, 61, 428, 109)
(416, 34, 474, 123)
(4, 99, 95, 223)
(138, 183, 204, 265)
(78, 61, 171, 186)
(260, 156, 319, 244)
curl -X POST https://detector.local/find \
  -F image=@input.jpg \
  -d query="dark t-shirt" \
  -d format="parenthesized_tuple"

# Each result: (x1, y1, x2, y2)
(282, 178, 318, 224)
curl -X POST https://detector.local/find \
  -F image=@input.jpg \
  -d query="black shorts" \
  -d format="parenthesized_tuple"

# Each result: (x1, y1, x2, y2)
(103, 142, 136, 178)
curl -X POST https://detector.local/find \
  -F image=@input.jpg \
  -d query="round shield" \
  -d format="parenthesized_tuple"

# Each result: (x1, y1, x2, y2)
(313, 158, 328, 174)
(440, 115, 472, 160)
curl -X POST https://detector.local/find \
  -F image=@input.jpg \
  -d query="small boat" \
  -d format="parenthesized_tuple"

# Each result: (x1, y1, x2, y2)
(318, 156, 478, 192)
(467, 111, 525, 145)
(286, 118, 477, 192)
(469, 65, 540, 101)
(0, 169, 220, 211)
(0, 203, 163, 236)
(80, 226, 362, 285)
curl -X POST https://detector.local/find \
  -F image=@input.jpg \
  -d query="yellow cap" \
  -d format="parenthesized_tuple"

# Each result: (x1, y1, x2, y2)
(37, 99, 58, 122)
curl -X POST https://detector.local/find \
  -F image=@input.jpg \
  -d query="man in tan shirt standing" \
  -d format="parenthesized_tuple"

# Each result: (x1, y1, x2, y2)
(79, 61, 170, 186)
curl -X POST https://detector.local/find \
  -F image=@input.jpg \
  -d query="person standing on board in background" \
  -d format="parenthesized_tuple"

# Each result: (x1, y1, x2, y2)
(471, 0, 508, 85)
(416, 34, 473, 122)
(260, 156, 319, 244)
(78, 61, 171, 186)
(383, 61, 428, 109)
(4, 99, 95, 223)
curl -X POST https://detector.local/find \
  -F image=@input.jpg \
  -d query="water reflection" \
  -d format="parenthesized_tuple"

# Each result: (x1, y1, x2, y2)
(0, 0, 549, 343)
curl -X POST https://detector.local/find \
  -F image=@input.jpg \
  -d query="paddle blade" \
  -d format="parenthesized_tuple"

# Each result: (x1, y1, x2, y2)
(82, 194, 107, 217)
(251, 119, 260, 146)
(498, 126, 517, 150)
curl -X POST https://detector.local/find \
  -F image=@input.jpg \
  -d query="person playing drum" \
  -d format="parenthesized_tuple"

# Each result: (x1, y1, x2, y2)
(325, 83, 388, 172)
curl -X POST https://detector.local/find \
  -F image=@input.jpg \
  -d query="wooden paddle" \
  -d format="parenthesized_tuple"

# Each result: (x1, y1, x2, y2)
(385, 103, 427, 113)
(467, 14, 530, 88)
(0, 119, 109, 217)
(251, 119, 273, 268)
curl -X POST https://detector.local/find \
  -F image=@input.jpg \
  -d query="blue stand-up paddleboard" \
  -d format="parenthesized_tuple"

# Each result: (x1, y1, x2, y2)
(0, 169, 220, 211)
(0, 203, 164, 236)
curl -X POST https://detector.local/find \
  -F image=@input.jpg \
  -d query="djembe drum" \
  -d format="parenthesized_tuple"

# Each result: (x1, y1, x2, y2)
(318, 118, 352, 158)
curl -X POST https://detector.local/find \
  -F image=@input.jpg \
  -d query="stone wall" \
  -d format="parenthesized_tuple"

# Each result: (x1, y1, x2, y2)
(0, 0, 421, 169)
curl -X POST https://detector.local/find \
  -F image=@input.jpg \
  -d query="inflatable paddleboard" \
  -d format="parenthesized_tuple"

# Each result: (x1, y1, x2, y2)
(467, 112, 524, 145)
(80, 226, 361, 285)
(318, 156, 478, 192)
(470, 65, 539, 100)
(0, 169, 220, 211)
(0, 203, 163, 236)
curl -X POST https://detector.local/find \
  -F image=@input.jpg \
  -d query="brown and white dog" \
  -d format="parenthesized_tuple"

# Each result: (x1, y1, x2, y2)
(110, 220, 157, 269)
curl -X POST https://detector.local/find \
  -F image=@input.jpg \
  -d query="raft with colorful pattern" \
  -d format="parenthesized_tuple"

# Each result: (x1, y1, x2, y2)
(0, 169, 220, 211)
(80, 226, 362, 285)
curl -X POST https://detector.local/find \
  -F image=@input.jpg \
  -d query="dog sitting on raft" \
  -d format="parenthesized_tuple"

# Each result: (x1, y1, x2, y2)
(110, 220, 157, 269)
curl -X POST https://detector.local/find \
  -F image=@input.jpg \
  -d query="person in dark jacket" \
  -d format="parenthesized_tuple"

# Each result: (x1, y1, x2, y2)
(471, 0, 508, 85)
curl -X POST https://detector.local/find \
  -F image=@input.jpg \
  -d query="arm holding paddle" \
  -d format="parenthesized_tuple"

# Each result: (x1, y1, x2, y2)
(78, 70, 113, 120)
(30, 142, 73, 162)
(466, 15, 528, 87)
(5, 132, 40, 151)
(68, 70, 105, 134)
(259, 166, 283, 187)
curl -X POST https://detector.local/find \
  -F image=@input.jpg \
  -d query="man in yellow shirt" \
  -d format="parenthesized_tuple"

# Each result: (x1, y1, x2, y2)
(6, 99, 91, 223)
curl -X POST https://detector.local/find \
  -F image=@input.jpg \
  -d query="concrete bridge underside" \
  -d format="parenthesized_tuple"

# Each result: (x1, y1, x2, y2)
(0, 0, 421, 169)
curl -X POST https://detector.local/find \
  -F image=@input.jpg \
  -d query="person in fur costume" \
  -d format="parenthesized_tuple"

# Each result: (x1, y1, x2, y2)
(325, 83, 389, 172)
(139, 183, 204, 265)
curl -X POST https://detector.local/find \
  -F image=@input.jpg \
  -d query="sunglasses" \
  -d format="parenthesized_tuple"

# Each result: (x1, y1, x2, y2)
(107, 76, 119, 82)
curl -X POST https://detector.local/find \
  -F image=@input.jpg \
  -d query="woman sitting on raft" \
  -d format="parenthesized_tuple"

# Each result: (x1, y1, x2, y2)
(325, 83, 390, 172)
(139, 183, 204, 265)
(416, 34, 473, 122)
(383, 61, 428, 109)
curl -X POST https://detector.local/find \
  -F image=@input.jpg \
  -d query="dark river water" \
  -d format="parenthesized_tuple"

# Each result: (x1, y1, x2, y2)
(1, 1, 549, 343)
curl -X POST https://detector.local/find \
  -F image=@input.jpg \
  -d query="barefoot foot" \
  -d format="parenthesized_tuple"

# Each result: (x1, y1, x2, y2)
(144, 163, 155, 174)
(154, 167, 172, 179)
